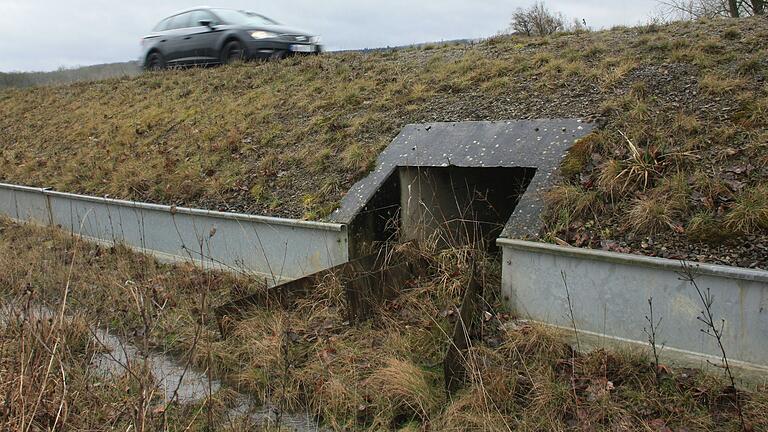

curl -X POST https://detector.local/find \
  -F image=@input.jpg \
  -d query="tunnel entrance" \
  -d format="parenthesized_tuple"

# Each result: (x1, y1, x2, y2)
(348, 166, 536, 256)
(333, 120, 597, 258)
(399, 166, 535, 250)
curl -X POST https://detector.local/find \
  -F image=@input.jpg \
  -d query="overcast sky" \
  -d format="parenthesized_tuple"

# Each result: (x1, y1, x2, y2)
(0, 0, 661, 72)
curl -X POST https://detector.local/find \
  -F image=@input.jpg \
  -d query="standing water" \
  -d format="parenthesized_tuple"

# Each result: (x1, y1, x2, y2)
(1, 301, 325, 431)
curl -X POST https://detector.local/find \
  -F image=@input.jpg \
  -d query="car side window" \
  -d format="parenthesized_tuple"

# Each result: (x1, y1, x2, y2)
(189, 10, 219, 27)
(173, 12, 193, 29)
(153, 18, 170, 32)
(163, 15, 179, 30)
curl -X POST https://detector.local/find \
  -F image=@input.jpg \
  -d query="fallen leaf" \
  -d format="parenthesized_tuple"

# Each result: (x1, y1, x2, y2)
(152, 404, 166, 415)
(648, 418, 672, 432)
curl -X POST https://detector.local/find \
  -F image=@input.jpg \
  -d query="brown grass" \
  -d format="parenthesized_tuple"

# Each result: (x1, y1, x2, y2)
(625, 195, 676, 234)
(2, 218, 768, 430)
(365, 357, 440, 421)
(0, 18, 765, 244)
(724, 185, 768, 234)
(544, 184, 601, 228)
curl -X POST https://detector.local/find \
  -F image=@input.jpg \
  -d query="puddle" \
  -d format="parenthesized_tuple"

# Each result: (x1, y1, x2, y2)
(1, 302, 325, 431)
(90, 326, 220, 403)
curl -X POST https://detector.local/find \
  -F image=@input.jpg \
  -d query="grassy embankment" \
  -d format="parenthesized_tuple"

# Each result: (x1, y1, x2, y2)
(1, 18, 767, 265)
(1, 218, 766, 431)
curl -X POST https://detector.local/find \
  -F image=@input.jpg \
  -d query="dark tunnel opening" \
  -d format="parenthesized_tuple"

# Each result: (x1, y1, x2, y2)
(349, 166, 536, 257)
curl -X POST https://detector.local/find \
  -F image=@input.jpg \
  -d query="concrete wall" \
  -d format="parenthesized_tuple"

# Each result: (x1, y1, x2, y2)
(399, 167, 457, 245)
(0, 182, 349, 285)
(499, 238, 768, 372)
(399, 166, 534, 249)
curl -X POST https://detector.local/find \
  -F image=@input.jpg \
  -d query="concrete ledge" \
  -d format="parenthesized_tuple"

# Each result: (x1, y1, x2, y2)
(543, 321, 768, 385)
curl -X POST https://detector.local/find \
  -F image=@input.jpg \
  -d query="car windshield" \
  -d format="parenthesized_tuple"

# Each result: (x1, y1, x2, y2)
(212, 9, 279, 26)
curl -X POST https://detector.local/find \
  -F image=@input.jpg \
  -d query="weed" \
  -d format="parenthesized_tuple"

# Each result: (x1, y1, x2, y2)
(643, 297, 664, 387)
(724, 185, 768, 234)
(544, 184, 601, 224)
(625, 194, 676, 234)
(614, 131, 664, 192)
(366, 357, 440, 421)
(679, 262, 748, 431)
(699, 73, 747, 95)
(737, 55, 764, 76)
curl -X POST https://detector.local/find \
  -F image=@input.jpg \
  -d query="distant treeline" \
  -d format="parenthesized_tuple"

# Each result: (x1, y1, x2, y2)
(0, 62, 140, 89)
(338, 38, 476, 53)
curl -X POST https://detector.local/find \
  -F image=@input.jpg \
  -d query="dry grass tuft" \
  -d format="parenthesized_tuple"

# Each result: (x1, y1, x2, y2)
(625, 195, 676, 234)
(623, 173, 690, 236)
(614, 131, 664, 192)
(687, 211, 727, 242)
(596, 158, 624, 195)
(724, 185, 768, 234)
(366, 357, 440, 421)
(699, 73, 747, 95)
(435, 386, 513, 432)
(544, 184, 602, 228)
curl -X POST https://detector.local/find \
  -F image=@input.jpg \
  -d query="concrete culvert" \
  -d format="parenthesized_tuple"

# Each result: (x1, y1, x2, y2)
(332, 120, 595, 257)
(399, 166, 535, 251)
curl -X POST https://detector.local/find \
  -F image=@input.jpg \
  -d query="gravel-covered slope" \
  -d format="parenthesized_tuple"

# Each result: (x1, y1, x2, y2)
(1, 17, 767, 267)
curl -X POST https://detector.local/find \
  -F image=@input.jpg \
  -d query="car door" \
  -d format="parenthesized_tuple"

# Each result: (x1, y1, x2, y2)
(183, 10, 223, 63)
(163, 13, 193, 65)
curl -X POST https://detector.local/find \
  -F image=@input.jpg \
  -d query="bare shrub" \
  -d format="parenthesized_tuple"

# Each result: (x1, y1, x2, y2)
(658, 0, 766, 18)
(509, 2, 567, 37)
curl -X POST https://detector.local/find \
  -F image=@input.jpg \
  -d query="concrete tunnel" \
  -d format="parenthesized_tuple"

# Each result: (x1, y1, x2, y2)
(329, 119, 595, 257)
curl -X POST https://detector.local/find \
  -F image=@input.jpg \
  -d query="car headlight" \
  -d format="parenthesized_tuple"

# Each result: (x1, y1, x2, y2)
(310, 36, 321, 44)
(251, 30, 277, 39)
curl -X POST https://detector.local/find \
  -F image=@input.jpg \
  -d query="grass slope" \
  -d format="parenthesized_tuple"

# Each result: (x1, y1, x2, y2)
(2, 218, 767, 431)
(0, 18, 767, 265)
(0, 61, 140, 88)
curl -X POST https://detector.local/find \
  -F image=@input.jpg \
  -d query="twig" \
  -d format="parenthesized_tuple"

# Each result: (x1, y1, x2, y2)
(678, 261, 747, 431)
(643, 297, 664, 388)
(560, 270, 581, 352)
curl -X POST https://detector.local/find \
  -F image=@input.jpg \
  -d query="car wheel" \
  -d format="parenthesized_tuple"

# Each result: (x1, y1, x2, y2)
(146, 52, 166, 71)
(222, 40, 246, 64)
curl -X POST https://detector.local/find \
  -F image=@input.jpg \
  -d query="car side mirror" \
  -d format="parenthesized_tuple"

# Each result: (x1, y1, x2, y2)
(199, 20, 214, 28)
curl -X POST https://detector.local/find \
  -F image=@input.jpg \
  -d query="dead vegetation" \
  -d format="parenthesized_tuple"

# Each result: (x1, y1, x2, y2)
(1, 218, 766, 431)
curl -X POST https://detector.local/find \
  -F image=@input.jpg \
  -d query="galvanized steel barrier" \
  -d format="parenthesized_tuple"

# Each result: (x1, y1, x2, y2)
(498, 238, 768, 373)
(0, 183, 349, 285)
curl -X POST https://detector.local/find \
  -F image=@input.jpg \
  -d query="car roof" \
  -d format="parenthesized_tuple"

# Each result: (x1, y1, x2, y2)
(165, 6, 211, 17)
(165, 6, 249, 18)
